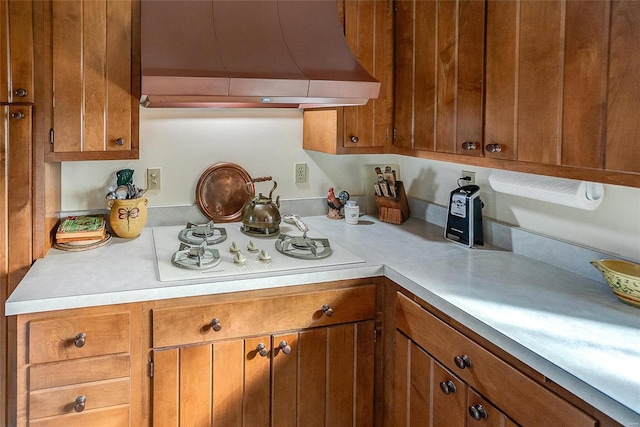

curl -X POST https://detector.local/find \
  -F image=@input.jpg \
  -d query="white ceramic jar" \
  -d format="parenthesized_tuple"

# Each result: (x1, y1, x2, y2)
(344, 200, 359, 225)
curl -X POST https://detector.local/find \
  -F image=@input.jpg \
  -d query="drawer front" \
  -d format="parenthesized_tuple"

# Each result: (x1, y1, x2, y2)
(28, 405, 129, 427)
(29, 312, 130, 364)
(153, 284, 376, 348)
(396, 292, 596, 427)
(29, 377, 130, 419)
(29, 354, 130, 390)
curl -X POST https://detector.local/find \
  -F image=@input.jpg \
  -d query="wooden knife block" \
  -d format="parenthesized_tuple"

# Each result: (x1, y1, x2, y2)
(374, 181, 410, 224)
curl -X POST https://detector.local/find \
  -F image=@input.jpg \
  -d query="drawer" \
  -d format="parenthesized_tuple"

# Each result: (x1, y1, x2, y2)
(28, 312, 130, 364)
(153, 284, 376, 348)
(29, 377, 130, 419)
(395, 292, 596, 427)
(28, 405, 129, 427)
(29, 354, 130, 390)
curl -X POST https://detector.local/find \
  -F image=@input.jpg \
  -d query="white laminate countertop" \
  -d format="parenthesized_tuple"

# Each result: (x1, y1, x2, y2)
(6, 215, 640, 426)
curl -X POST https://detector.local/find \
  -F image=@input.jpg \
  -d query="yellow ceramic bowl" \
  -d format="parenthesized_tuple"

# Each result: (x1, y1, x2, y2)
(591, 259, 640, 308)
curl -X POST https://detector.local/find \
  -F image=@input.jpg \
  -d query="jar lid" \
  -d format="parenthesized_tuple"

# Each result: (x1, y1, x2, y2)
(345, 200, 357, 206)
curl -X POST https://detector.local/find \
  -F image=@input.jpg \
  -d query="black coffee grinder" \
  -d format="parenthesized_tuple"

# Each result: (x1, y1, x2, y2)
(444, 184, 484, 248)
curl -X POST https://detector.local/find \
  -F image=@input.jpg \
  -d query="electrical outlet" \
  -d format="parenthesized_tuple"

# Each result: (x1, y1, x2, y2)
(147, 167, 162, 190)
(295, 163, 307, 184)
(461, 170, 476, 185)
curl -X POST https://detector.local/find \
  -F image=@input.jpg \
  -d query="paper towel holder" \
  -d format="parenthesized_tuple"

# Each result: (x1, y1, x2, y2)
(488, 170, 605, 210)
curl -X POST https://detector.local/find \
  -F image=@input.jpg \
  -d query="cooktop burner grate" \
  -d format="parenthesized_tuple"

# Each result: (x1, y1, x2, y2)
(178, 221, 227, 246)
(275, 234, 332, 260)
(240, 224, 280, 238)
(171, 242, 222, 270)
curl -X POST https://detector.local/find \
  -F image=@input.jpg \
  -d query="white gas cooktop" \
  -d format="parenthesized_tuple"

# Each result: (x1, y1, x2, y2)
(152, 222, 365, 282)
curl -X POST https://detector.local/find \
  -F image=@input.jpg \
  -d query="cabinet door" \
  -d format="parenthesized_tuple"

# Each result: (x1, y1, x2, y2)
(605, 1, 640, 174)
(393, 331, 466, 427)
(2, 106, 32, 292)
(152, 337, 272, 427)
(273, 321, 375, 427)
(302, 0, 393, 154)
(485, 0, 640, 175)
(49, 0, 138, 160)
(394, 0, 484, 156)
(341, 0, 393, 151)
(0, 0, 34, 103)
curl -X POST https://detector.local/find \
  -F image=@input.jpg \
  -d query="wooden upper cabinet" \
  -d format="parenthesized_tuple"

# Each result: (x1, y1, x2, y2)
(303, 0, 393, 154)
(485, 0, 640, 178)
(605, 1, 640, 174)
(0, 0, 34, 104)
(393, 0, 485, 156)
(47, 0, 139, 161)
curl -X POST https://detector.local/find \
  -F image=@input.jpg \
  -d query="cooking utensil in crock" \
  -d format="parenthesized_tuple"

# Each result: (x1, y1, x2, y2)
(241, 177, 281, 237)
(591, 259, 640, 308)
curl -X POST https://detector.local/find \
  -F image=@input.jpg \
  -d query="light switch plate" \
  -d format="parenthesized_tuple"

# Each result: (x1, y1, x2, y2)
(147, 167, 161, 190)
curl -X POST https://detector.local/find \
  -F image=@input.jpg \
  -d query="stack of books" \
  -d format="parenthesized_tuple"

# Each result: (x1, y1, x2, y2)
(55, 215, 108, 247)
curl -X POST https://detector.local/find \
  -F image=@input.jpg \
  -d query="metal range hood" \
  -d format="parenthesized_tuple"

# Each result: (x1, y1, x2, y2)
(140, 0, 381, 108)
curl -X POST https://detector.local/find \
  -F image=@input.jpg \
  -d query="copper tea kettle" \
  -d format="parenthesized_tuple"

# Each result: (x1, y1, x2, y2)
(241, 176, 281, 236)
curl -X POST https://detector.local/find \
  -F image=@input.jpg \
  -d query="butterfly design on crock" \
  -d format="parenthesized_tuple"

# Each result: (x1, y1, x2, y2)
(118, 207, 139, 231)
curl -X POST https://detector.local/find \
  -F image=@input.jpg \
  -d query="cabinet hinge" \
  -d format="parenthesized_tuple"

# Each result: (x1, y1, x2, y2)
(373, 328, 378, 343)
(148, 357, 154, 378)
(49, 128, 54, 145)
(393, 128, 397, 141)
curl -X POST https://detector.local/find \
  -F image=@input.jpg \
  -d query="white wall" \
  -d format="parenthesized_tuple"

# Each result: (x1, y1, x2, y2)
(61, 108, 640, 260)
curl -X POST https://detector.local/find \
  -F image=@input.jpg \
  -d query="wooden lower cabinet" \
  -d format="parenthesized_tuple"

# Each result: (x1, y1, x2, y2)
(148, 280, 378, 426)
(389, 290, 598, 427)
(151, 322, 375, 426)
(393, 330, 516, 427)
(13, 304, 143, 427)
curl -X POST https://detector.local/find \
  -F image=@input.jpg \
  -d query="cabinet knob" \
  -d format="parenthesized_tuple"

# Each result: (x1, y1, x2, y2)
(454, 354, 472, 369)
(278, 340, 292, 354)
(439, 380, 457, 394)
(210, 318, 222, 332)
(74, 395, 86, 413)
(321, 304, 334, 317)
(468, 404, 488, 420)
(461, 141, 477, 150)
(349, 135, 359, 143)
(14, 88, 28, 97)
(115, 137, 125, 146)
(256, 343, 269, 357)
(485, 143, 502, 153)
(10, 111, 24, 120)
(74, 332, 86, 348)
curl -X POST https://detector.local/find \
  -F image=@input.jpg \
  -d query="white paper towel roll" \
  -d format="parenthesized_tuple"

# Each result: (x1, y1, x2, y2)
(488, 170, 604, 210)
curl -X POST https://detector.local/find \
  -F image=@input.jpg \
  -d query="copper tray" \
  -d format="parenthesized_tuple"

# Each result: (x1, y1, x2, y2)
(196, 163, 254, 223)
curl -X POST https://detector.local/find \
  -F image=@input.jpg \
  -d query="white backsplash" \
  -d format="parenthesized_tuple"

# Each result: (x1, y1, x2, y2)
(60, 107, 640, 261)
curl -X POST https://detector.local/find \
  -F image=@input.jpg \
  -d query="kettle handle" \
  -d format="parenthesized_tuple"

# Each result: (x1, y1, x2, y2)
(252, 176, 272, 183)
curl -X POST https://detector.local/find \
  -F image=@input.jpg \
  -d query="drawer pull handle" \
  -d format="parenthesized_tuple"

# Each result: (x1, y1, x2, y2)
(461, 141, 477, 150)
(210, 318, 222, 332)
(321, 304, 334, 317)
(256, 343, 269, 357)
(14, 88, 28, 97)
(74, 333, 86, 348)
(454, 354, 472, 369)
(485, 143, 502, 153)
(439, 380, 457, 394)
(278, 340, 292, 354)
(350, 135, 359, 143)
(10, 111, 24, 120)
(468, 404, 488, 420)
(115, 137, 125, 146)
(74, 395, 86, 413)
